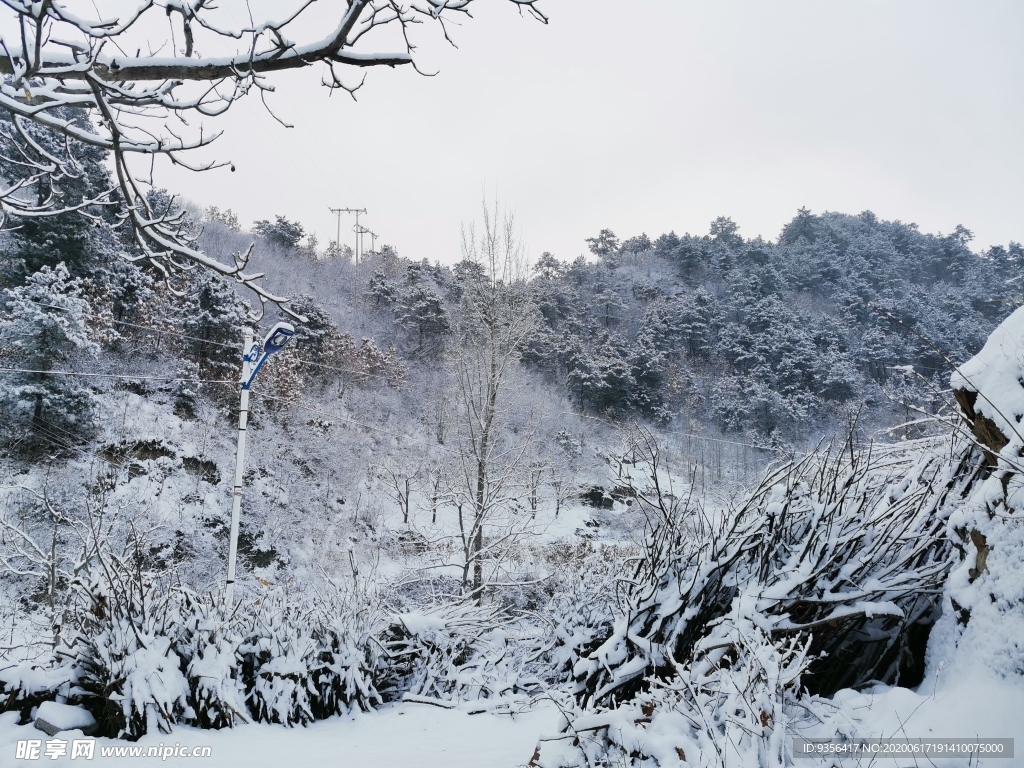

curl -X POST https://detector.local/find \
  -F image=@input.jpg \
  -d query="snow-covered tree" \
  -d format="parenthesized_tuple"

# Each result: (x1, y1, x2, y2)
(395, 264, 451, 354)
(585, 229, 620, 260)
(253, 216, 305, 251)
(0, 264, 98, 447)
(180, 275, 253, 383)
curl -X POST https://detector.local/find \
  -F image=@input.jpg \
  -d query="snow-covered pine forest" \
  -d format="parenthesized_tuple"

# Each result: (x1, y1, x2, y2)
(3, 120, 1024, 766)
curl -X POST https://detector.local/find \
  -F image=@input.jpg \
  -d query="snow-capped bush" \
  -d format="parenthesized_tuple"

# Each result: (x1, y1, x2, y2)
(306, 584, 385, 718)
(0, 661, 74, 721)
(27, 535, 389, 735)
(62, 572, 190, 740)
(236, 594, 318, 727)
(173, 591, 249, 729)
(235, 581, 387, 726)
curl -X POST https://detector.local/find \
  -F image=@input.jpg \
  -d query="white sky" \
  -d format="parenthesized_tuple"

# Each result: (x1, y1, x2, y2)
(157, 0, 1024, 264)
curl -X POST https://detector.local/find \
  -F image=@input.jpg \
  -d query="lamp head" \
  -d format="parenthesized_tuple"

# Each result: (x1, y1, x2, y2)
(262, 322, 295, 355)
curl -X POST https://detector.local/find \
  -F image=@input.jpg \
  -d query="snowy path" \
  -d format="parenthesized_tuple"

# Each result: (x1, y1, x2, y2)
(1, 702, 561, 768)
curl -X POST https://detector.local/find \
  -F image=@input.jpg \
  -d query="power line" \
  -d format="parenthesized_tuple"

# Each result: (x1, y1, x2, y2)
(33, 417, 129, 472)
(14, 415, 130, 473)
(288, 354, 405, 386)
(2, 337, 414, 440)
(0, 367, 235, 384)
(562, 410, 781, 452)
(15, 421, 131, 475)
(22, 299, 239, 351)
(20, 300, 405, 384)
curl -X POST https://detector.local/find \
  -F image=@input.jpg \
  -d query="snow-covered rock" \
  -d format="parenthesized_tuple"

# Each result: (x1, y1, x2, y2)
(942, 305, 1024, 681)
(34, 702, 97, 736)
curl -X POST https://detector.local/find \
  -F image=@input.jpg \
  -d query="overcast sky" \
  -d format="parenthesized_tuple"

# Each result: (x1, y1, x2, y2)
(158, 0, 1024, 265)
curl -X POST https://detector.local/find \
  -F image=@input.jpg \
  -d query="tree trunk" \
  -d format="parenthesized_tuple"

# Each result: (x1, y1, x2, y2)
(32, 392, 44, 435)
(472, 456, 486, 604)
(403, 478, 410, 524)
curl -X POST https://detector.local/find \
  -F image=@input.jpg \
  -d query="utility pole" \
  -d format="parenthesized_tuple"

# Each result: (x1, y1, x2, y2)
(225, 323, 295, 605)
(355, 224, 366, 261)
(330, 208, 341, 255)
(356, 224, 379, 258)
(329, 206, 366, 262)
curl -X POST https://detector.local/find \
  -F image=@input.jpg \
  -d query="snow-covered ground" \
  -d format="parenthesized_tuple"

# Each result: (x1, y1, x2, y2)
(805, 667, 1024, 767)
(6, 669, 1023, 768)
(1, 701, 561, 768)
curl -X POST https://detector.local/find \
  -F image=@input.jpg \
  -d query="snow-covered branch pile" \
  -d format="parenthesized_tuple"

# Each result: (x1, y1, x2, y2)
(380, 602, 540, 706)
(533, 432, 976, 767)
(534, 543, 628, 683)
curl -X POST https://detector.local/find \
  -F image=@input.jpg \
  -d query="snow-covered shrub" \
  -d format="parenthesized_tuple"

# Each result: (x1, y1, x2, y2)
(62, 572, 190, 740)
(236, 581, 385, 725)
(306, 581, 385, 717)
(0, 661, 74, 722)
(172, 591, 249, 729)
(379, 602, 529, 704)
(7, 537, 389, 735)
(235, 591, 317, 727)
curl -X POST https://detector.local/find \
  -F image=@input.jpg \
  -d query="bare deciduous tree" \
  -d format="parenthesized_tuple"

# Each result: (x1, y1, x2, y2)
(449, 199, 539, 603)
(0, 1, 547, 315)
(374, 461, 418, 525)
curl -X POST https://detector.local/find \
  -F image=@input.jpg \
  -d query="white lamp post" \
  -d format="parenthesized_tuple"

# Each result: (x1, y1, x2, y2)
(225, 322, 295, 605)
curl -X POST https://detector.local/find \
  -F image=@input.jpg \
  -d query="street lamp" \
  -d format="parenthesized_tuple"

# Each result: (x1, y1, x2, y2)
(225, 322, 295, 605)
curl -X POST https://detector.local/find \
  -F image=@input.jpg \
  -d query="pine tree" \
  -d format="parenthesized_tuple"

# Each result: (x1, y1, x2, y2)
(2, 110, 115, 283)
(779, 206, 820, 245)
(585, 229, 620, 261)
(180, 275, 252, 381)
(252, 215, 305, 250)
(283, 295, 335, 362)
(395, 263, 450, 353)
(0, 264, 99, 448)
(367, 270, 398, 308)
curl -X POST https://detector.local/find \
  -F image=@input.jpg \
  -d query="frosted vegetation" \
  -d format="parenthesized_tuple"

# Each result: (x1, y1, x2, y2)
(1, 132, 1023, 764)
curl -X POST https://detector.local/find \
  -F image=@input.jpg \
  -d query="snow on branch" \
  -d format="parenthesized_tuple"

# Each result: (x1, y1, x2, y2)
(0, 0, 546, 317)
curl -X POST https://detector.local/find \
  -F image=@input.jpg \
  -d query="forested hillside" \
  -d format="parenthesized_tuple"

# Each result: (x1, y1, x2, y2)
(2, 127, 1021, 584)
(351, 212, 1017, 440)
